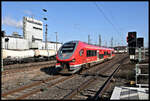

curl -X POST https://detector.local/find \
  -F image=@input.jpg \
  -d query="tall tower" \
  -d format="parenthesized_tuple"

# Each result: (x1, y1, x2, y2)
(88, 35, 90, 44)
(111, 37, 113, 47)
(23, 16, 43, 48)
(99, 34, 101, 47)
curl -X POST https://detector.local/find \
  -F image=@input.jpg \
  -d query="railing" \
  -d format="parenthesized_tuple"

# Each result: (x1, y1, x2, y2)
(135, 64, 149, 88)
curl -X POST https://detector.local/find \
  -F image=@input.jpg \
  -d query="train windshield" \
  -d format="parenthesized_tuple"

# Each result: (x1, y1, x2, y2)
(61, 43, 76, 53)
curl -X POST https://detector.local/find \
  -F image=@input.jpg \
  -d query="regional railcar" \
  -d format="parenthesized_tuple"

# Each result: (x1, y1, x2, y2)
(56, 40, 115, 74)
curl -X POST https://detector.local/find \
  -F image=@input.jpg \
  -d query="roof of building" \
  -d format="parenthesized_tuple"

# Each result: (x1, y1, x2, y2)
(4, 35, 24, 39)
(43, 41, 62, 44)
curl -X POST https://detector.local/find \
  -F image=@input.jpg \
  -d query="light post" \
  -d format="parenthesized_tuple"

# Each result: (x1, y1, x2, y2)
(44, 24, 48, 50)
(42, 9, 48, 50)
(43, 9, 49, 60)
(1, 31, 5, 72)
(1, 37, 3, 72)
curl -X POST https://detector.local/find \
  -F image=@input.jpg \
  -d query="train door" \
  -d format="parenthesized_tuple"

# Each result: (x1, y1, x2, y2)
(79, 49, 84, 63)
(97, 50, 99, 61)
(110, 50, 112, 57)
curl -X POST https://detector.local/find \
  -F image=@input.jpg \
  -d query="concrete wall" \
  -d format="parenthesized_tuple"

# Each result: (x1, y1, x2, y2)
(2, 37, 29, 50)
(42, 42, 62, 51)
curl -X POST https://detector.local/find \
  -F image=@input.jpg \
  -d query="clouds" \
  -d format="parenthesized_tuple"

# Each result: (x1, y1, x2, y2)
(2, 16, 23, 29)
(2, 10, 34, 29)
(24, 10, 34, 16)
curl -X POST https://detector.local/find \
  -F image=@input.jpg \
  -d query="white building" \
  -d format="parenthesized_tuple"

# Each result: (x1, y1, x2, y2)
(2, 16, 62, 50)
(2, 34, 29, 50)
(23, 16, 43, 49)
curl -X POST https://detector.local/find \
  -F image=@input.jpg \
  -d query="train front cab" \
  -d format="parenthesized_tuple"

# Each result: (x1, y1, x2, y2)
(56, 41, 83, 74)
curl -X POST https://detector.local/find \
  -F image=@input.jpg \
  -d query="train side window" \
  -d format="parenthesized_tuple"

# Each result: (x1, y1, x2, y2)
(89, 50, 91, 57)
(86, 50, 89, 57)
(79, 49, 84, 56)
(104, 51, 106, 55)
(91, 50, 93, 56)
(90, 50, 92, 57)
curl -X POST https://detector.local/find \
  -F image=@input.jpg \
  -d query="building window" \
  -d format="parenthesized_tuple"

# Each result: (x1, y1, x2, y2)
(33, 26, 42, 30)
(27, 20, 42, 26)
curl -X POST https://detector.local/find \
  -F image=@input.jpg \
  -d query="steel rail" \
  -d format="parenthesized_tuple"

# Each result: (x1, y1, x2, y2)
(2, 55, 115, 100)
(62, 55, 128, 100)
(92, 56, 128, 100)
(2, 75, 61, 98)
(2, 63, 55, 76)
(3, 60, 56, 70)
(2, 54, 125, 100)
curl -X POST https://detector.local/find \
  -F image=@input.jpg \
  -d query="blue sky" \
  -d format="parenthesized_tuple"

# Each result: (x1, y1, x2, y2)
(2, 1, 149, 47)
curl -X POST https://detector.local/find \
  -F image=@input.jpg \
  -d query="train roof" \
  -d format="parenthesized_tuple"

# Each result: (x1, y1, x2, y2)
(65, 40, 114, 51)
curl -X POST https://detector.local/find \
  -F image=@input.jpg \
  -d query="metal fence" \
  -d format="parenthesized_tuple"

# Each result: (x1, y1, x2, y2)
(135, 64, 149, 87)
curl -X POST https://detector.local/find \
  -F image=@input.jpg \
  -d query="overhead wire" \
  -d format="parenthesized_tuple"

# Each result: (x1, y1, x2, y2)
(93, 2, 120, 34)
(93, 2, 124, 46)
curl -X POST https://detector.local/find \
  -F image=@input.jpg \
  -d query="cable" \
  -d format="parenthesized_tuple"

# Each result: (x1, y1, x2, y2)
(93, 2, 125, 46)
(93, 2, 120, 34)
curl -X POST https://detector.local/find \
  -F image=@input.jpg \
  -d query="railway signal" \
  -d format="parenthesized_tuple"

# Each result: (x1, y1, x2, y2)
(127, 32, 137, 62)
(127, 32, 137, 47)
(137, 37, 144, 62)
(137, 37, 144, 48)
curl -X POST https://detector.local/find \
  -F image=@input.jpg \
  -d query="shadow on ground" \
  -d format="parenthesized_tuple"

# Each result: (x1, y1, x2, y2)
(40, 66, 61, 75)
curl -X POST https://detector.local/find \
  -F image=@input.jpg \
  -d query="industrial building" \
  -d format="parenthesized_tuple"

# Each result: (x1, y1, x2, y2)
(2, 16, 62, 51)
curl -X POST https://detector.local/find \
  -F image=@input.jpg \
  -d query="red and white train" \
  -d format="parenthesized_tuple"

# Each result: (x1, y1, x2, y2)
(56, 40, 115, 74)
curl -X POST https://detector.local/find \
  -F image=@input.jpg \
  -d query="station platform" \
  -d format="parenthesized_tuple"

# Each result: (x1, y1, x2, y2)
(110, 86, 149, 100)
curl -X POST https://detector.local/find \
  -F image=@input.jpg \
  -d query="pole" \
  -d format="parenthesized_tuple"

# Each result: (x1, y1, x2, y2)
(99, 34, 101, 47)
(45, 24, 48, 50)
(55, 32, 58, 53)
(138, 47, 141, 62)
(88, 35, 90, 44)
(1, 38, 3, 72)
(111, 37, 113, 47)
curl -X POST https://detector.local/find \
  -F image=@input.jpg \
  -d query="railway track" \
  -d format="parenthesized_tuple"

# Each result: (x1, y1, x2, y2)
(92, 56, 128, 100)
(2, 54, 127, 100)
(3, 60, 56, 70)
(2, 61, 56, 76)
(62, 54, 128, 100)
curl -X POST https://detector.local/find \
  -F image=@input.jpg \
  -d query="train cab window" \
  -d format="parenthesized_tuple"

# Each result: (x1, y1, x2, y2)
(61, 43, 76, 53)
(79, 49, 84, 56)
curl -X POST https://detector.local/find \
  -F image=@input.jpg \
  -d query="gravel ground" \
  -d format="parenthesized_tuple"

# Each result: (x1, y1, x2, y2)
(2, 54, 130, 100)
(27, 54, 127, 100)
(100, 55, 149, 99)
(27, 74, 92, 99)
(2, 66, 55, 94)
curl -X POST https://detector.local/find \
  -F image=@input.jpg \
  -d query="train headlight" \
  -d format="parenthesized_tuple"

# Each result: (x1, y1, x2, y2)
(70, 59, 76, 62)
